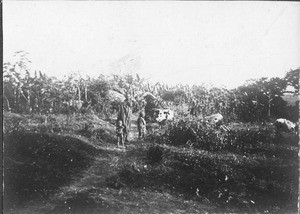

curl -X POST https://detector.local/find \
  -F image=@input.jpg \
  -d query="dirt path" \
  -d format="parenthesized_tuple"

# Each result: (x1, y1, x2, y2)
(47, 122, 213, 213)
(5, 119, 214, 214)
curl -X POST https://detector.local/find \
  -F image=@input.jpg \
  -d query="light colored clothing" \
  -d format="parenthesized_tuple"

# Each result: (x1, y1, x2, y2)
(137, 116, 146, 138)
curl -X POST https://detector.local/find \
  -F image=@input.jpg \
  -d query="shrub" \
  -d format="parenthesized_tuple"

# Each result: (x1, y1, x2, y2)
(160, 119, 296, 153)
(161, 119, 226, 151)
(222, 126, 274, 151)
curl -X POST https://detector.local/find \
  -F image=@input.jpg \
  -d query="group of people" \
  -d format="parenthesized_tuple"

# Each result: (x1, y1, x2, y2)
(116, 111, 146, 149)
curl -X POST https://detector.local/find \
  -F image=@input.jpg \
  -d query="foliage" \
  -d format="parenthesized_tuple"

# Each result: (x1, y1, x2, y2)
(284, 68, 299, 94)
(178, 84, 236, 122)
(3, 111, 117, 144)
(163, 119, 221, 150)
(235, 77, 288, 122)
(5, 51, 298, 213)
(159, 119, 298, 154)
(115, 120, 299, 213)
(3, 51, 298, 122)
(144, 94, 157, 122)
(160, 87, 188, 106)
(86, 75, 112, 117)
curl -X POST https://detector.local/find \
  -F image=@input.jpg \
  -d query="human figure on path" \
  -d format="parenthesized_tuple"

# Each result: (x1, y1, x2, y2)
(116, 120, 125, 148)
(117, 98, 132, 142)
(137, 112, 146, 140)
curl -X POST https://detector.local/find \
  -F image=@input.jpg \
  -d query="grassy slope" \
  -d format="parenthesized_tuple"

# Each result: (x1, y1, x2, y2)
(3, 112, 299, 213)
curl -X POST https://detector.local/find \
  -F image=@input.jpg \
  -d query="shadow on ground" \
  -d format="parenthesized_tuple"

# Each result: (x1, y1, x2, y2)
(3, 131, 99, 209)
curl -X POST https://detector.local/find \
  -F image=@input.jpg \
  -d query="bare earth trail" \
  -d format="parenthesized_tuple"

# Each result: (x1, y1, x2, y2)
(10, 119, 214, 214)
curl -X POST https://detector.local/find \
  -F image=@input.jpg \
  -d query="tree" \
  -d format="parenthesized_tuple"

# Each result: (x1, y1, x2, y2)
(87, 75, 111, 117)
(3, 51, 32, 113)
(234, 77, 287, 122)
(283, 68, 299, 121)
(284, 68, 299, 94)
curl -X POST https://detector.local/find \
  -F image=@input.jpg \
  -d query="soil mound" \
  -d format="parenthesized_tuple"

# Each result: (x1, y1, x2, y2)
(3, 131, 99, 208)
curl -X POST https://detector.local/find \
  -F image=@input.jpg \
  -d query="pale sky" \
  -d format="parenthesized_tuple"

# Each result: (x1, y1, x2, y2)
(3, 1, 300, 89)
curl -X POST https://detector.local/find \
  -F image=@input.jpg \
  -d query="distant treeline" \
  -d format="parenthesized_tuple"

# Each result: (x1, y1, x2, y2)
(3, 51, 299, 122)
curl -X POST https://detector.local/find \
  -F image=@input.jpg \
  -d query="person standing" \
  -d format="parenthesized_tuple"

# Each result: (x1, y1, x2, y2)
(137, 112, 146, 140)
(116, 120, 125, 148)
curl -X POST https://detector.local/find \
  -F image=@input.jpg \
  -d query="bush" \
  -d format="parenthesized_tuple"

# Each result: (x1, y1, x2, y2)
(164, 119, 225, 151)
(160, 120, 297, 153)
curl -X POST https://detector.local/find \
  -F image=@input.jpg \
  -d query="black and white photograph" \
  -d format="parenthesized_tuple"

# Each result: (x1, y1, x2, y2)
(2, 1, 299, 213)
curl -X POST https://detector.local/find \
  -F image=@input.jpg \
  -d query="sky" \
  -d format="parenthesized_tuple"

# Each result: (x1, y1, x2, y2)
(3, 1, 300, 89)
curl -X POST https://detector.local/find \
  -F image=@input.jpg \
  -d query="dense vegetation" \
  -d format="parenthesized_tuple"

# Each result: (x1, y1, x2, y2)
(3, 51, 299, 213)
(3, 51, 299, 122)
